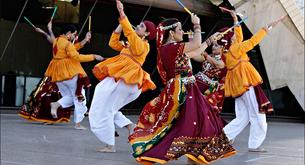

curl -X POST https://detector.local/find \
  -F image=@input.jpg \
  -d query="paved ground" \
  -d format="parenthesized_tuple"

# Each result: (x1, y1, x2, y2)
(1, 114, 304, 165)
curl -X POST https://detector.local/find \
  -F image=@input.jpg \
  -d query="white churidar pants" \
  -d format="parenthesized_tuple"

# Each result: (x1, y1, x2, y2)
(89, 77, 141, 146)
(56, 76, 87, 123)
(223, 86, 267, 149)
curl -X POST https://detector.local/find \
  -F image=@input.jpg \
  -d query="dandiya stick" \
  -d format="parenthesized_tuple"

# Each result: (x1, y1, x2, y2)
(223, 16, 248, 34)
(50, 6, 58, 21)
(184, 31, 205, 35)
(219, 7, 244, 17)
(215, 16, 248, 41)
(175, 0, 192, 15)
(88, 16, 91, 31)
(23, 16, 36, 28)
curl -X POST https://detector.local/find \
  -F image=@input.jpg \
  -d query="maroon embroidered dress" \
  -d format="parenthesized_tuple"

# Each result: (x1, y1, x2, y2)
(129, 43, 236, 164)
(195, 54, 227, 113)
(19, 77, 72, 123)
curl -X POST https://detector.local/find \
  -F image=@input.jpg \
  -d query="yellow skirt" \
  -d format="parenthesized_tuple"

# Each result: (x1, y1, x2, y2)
(93, 55, 156, 92)
(45, 59, 87, 82)
(224, 62, 262, 97)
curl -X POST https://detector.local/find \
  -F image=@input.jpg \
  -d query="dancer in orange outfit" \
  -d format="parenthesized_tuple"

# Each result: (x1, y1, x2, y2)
(218, 9, 284, 152)
(20, 21, 94, 125)
(44, 23, 104, 130)
(89, 0, 157, 152)
(36, 21, 93, 103)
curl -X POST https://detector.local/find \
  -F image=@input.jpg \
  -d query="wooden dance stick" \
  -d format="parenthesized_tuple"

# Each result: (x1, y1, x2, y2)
(73, 0, 98, 44)
(176, 0, 192, 15)
(184, 31, 205, 35)
(214, 16, 248, 41)
(88, 16, 92, 31)
(78, 0, 97, 36)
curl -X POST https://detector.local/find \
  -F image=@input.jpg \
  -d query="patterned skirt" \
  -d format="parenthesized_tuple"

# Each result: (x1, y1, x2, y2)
(129, 76, 236, 164)
(195, 74, 225, 114)
(19, 77, 71, 124)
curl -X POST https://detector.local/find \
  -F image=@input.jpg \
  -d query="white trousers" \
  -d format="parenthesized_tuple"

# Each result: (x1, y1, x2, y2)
(223, 86, 267, 149)
(89, 77, 141, 146)
(56, 76, 87, 124)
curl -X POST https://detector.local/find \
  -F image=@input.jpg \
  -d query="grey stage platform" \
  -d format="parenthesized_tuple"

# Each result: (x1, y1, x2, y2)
(1, 114, 304, 165)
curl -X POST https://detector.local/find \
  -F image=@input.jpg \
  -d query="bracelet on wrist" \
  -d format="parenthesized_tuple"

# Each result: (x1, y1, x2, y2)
(206, 38, 212, 46)
(262, 24, 272, 32)
(193, 24, 201, 29)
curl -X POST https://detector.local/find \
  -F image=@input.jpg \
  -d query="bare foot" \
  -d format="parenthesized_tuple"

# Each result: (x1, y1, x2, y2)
(96, 145, 116, 153)
(126, 123, 135, 136)
(74, 124, 87, 130)
(50, 102, 60, 118)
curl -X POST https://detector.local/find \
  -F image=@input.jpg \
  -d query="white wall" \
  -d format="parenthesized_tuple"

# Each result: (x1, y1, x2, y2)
(229, 0, 305, 110)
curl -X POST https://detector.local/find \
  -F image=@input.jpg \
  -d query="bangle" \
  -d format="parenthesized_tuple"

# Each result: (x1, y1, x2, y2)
(193, 24, 201, 30)
(206, 38, 212, 46)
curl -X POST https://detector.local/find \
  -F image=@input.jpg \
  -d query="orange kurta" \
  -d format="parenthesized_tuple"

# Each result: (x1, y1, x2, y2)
(224, 26, 267, 97)
(45, 36, 95, 82)
(92, 17, 156, 92)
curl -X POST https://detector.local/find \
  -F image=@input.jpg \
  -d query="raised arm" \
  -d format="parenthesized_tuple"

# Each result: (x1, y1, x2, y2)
(80, 32, 91, 47)
(116, 0, 147, 55)
(232, 13, 243, 43)
(47, 21, 55, 43)
(74, 31, 91, 51)
(240, 15, 286, 53)
(186, 32, 219, 59)
(108, 25, 124, 51)
(186, 42, 208, 61)
(183, 14, 202, 53)
(35, 27, 54, 44)
(239, 29, 267, 53)
(220, 7, 243, 43)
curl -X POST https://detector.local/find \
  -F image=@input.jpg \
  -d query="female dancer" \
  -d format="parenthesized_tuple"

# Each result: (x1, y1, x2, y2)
(129, 15, 236, 164)
(193, 41, 227, 113)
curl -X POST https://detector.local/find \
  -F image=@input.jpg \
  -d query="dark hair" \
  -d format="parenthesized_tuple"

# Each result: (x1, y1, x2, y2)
(217, 27, 234, 51)
(160, 18, 179, 45)
(61, 24, 77, 35)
